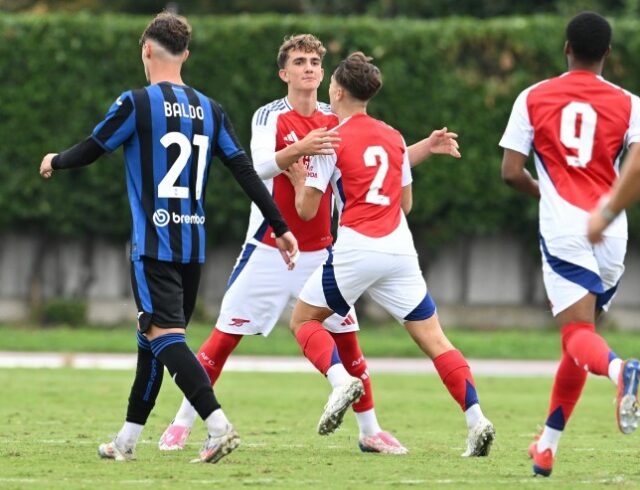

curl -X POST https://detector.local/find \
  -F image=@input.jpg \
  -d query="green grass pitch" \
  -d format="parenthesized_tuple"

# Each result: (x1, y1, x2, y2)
(2, 368, 640, 489)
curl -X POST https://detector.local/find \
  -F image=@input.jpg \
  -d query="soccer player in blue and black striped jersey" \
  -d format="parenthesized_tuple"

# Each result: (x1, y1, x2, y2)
(39, 12, 298, 464)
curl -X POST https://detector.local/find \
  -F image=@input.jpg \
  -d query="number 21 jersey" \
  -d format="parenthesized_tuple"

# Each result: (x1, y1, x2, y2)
(500, 71, 640, 240)
(91, 82, 244, 263)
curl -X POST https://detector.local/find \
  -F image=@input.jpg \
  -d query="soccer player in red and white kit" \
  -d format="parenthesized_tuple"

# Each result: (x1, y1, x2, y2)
(500, 12, 640, 477)
(159, 34, 460, 454)
(290, 52, 495, 458)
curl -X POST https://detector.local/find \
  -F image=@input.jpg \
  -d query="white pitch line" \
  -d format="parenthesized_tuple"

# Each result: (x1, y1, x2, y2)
(0, 352, 559, 376)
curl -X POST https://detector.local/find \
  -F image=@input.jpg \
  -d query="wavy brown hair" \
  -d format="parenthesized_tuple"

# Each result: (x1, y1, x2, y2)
(277, 34, 326, 69)
(333, 52, 382, 102)
(139, 12, 192, 55)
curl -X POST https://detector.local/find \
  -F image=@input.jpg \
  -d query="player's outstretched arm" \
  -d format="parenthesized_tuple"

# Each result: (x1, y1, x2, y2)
(588, 143, 640, 243)
(501, 149, 540, 198)
(39, 137, 106, 179)
(408, 127, 460, 167)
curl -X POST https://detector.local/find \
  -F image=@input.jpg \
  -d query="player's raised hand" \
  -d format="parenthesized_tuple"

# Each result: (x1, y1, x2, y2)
(275, 231, 299, 270)
(426, 127, 461, 158)
(283, 159, 308, 189)
(294, 127, 340, 156)
(39, 153, 57, 179)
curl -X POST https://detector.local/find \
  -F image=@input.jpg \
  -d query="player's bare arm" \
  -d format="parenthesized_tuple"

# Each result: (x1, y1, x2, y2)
(275, 127, 340, 171)
(295, 185, 323, 221)
(588, 143, 640, 243)
(402, 184, 413, 215)
(408, 127, 461, 167)
(501, 148, 540, 198)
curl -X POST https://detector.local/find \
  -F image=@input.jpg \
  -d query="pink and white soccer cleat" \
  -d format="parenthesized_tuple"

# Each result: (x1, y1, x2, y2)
(191, 426, 240, 464)
(158, 423, 191, 451)
(359, 431, 408, 454)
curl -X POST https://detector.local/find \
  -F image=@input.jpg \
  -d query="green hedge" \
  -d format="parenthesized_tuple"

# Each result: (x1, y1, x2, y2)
(2, 13, 640, 250)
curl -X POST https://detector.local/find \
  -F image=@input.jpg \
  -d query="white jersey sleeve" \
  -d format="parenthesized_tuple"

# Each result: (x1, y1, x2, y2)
(306, 153, 336, 193)
(250, 109, 281, 180)
(401, 139, 412, 187)
(627, 94, 640, 147)
(499, 88, 534, 156)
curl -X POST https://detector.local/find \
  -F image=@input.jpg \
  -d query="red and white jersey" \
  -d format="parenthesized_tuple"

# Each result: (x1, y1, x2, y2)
(500, 71, 640, 240)
(306, 113, 416, 255)
(246, 97, 336, 251)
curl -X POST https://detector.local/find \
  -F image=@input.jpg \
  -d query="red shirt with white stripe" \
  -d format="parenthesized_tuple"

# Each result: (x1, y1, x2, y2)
(247, 97, 336, 251)
(306, 113, 415, 255)
(500, 71, 640, 239)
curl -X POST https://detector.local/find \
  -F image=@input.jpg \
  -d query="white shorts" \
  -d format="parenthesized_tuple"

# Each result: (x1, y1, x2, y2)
(216, 244, 359, 336)
(540, 234, 626, 316)
(299, 248, 436, 324)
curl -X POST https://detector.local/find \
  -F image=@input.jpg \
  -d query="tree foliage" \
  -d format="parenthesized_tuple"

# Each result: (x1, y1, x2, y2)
(2, 14, 640, 250)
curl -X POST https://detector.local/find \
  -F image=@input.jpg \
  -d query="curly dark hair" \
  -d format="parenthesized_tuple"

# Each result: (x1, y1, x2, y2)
(333, 52, 382, 102)
(139, 12, 191, 55)
(566, 11, 611, 63)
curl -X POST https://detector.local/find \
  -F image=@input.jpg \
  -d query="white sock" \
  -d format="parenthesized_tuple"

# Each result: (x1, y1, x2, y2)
(355, 408, 382, 437)
(464, 403, 484, 429)
(537, 425, 562, 456)
(115, 421, 144, 449)
(609, 358, 623, 385)
(173, 397, 198, 428)
(326, 364, 352, 388)
(205, 408, 231, 437)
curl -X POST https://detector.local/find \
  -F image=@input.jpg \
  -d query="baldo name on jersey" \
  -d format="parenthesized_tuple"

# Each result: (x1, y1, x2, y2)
(164, 101, 205, 120)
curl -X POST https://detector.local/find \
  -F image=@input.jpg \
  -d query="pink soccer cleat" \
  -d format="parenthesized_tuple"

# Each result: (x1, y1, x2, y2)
(158, 423, 191, 451)
(359, 431, 408, 454)
(191, 426, 240, 464)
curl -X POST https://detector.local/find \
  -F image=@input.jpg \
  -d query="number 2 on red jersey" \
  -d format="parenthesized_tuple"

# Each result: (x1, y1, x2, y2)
(363, 146, 390, 206)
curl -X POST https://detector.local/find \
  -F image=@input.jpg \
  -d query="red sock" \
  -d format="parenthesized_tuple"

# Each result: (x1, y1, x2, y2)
(331, 331, 374, 412)
(295, 320, 340, 375)
(545, 353, 588, 430)
(433, 349, 479, 411)
(562, 322, 613, 376)
(196, 328, 242, 385)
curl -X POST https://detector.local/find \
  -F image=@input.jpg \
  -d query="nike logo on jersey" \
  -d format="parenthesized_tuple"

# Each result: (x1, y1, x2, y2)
(229, 318, 251, 327)
(283, 131, 299, 144)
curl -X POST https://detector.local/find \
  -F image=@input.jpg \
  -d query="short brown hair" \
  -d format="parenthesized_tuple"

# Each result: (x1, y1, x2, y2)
(333, 52, 382, 102)
(139, 12, 191, 55)
(277, 34, 326, 69)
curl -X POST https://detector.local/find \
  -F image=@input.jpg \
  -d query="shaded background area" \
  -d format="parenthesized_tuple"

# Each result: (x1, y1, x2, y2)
(1, 1, 639, 327)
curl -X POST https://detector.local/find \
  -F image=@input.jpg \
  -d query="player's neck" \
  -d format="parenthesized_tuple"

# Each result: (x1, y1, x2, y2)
(287, 89, 318, 117)
(567, 60, 603, 76)
(336, 105, 366, 122)
(148, 65, 185, 85)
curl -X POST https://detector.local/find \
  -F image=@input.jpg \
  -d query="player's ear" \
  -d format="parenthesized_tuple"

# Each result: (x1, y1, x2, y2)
(604, 45, 611, 58)
(278, 68, 289, 84)
(182, 49, 190, 63)
(563, 41, 571, 57)
(319, 67, 324, 82)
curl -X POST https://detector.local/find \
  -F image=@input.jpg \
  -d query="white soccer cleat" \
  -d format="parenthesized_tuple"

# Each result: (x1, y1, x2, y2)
(462, 416, 495, 457)
(158, 422, 191, 451)
(191, 426, 240, 464)
(98, 439, 135, 461)
(317, 377, 365, 435)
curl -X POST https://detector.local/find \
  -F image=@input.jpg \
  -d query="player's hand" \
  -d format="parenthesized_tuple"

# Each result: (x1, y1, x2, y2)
(425, 127, 461, 158)
(587, 208, 609, 244)
(293, 127, 340, 157)
(275, 231, 299, 271)
(39, 153, 57, 179)
(282, 159, 308, 190)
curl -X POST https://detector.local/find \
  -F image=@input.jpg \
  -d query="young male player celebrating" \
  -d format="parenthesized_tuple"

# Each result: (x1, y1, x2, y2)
(500, 11, 640, 477)
(290, 51, 495, 458)
(160, 34, 460, 455)
(39, 12, 297, 464)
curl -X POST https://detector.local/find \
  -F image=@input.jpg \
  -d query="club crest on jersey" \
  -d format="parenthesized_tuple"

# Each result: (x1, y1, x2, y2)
(229, 318, 251, 327)
(164, 101, 204, 120)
